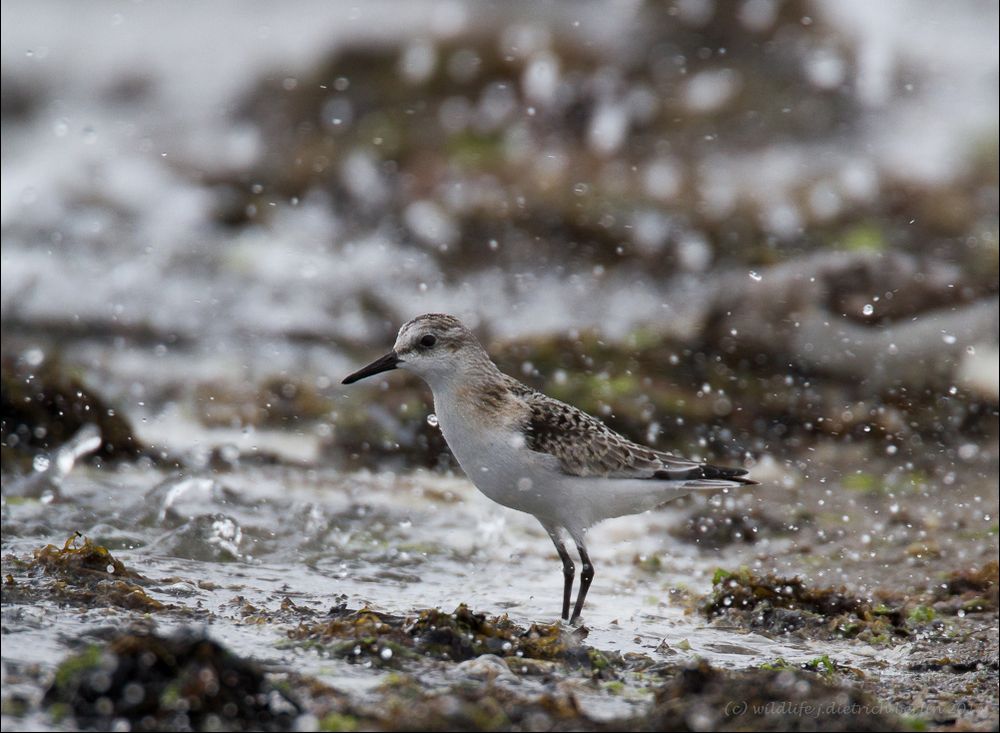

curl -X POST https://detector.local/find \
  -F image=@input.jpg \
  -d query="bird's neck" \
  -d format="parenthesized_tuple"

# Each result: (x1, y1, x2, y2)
(423, 354, 504, 396)
(426, 362, 512, 430)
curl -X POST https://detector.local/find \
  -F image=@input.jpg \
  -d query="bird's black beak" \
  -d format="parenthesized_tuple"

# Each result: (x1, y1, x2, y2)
(342, 351, 401, 384)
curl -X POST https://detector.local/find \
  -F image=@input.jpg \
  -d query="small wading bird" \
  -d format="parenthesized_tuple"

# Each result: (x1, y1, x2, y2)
(343, 314, 756, 624)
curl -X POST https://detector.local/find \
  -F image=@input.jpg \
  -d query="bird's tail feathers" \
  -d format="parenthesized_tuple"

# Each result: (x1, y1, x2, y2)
(677, 477, 758, 491)
(653, 464, 758, 487)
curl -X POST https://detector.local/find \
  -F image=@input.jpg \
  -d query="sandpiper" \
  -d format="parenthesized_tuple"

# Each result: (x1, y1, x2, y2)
(343, 313, 756, 624)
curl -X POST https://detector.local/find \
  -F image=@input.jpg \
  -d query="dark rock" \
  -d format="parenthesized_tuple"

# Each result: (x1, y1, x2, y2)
(45, 629, 299, 732)
(1, 355, 144, 471)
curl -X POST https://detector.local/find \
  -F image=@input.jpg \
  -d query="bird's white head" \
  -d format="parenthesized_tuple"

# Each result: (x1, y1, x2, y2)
(342, 313, 493, 390)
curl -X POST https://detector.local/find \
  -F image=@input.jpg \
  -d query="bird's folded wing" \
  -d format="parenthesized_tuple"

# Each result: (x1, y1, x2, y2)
(519, 386, 754, 484)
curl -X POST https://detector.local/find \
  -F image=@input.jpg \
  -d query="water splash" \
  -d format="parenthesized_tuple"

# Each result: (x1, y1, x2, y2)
(4, 424, 102, 501)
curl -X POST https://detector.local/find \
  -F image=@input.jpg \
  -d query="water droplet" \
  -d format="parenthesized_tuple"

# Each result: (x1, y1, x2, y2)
(862, 303, 874, 316)
(379, 647, 393, 660)
(24, 348, 45, 367)
(426, 413, 439, 427)
(748, 271, 762, 282)
(958, 444, 978, 460)
(942, 333, 956, 345)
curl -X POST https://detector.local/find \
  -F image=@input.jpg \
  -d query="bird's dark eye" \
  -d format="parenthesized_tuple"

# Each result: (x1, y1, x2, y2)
(419, 334, 437, 348)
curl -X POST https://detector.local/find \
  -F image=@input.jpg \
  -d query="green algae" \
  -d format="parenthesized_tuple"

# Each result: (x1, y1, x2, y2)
(758, 656, 850, 678)
(907, 605, 936, 625)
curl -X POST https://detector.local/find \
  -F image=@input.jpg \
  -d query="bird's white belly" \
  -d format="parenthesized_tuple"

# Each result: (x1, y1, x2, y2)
(432, 391, 695, 531)
(434, 400, 562, 519)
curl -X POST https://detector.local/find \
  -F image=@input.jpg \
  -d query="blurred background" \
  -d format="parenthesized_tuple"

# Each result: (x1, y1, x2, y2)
(1, 2, 999, 729)
(2, 0, 998, 474)
(2, 0, 997, 472)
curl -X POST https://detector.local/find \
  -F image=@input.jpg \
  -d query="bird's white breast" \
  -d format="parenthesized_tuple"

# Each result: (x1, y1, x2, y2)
(431, 386, 562, 518)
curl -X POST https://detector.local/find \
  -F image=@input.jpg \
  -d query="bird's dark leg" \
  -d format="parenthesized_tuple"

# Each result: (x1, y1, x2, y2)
(542, 524, 575, 621)
(569, 541, 594, 625)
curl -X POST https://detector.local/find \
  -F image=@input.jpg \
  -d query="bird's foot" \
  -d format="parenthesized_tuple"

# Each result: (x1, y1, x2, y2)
(556, 616, 587, 635)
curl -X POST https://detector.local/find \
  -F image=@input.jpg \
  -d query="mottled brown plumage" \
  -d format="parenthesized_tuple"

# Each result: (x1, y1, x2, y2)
(502, 375, 753, 484)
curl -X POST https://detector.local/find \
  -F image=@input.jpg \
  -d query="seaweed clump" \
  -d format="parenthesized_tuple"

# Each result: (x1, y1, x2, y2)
(933, 560, 999, 615)
(644, 660, 905, 732)
(4, 534, 166, 612)
(360, 676, 600, 732)
(702, 567, 905, 642)
(289, 603, 610, 672)
(45, 629, 299, 732)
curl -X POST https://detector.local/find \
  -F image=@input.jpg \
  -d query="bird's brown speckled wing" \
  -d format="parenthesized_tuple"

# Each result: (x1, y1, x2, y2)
(505, 376, 753, 483)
